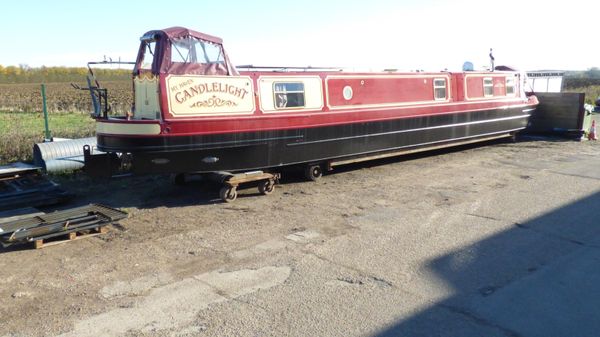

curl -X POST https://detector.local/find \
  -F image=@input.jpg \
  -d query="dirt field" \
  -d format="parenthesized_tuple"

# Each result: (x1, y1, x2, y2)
(1, 137, 599, 337)
(0, 81, 132, 114)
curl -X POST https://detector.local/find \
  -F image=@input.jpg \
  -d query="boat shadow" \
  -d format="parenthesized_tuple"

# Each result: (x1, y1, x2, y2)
(47, 136, 572, 210)
(47, 173, 223, 210)
(372, 190, 600, 337)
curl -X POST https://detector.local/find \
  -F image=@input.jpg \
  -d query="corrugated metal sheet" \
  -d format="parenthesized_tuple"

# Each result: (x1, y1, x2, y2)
(33, 137, 99, 172)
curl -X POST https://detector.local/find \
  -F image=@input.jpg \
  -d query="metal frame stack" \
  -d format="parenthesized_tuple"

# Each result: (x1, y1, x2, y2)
(0, 204, 127, 248)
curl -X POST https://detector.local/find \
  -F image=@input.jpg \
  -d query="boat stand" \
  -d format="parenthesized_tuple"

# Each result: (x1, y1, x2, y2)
(206, 171, 280, 202)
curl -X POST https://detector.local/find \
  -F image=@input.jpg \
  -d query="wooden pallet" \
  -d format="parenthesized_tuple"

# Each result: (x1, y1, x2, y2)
(32, 226, 108, 249)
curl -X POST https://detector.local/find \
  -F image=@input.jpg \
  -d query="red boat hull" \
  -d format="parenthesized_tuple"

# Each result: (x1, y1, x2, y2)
(87, 27, 538, 175)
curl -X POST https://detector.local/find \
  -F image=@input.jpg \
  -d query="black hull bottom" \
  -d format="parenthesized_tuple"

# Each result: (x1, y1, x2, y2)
(96, 107, 532, 174)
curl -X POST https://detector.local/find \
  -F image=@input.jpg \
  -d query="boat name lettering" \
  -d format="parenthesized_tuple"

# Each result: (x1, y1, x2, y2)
(174, 82, 249, 104)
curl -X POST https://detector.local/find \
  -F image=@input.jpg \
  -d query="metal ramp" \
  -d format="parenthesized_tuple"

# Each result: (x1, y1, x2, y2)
(0, 204, 127, 248)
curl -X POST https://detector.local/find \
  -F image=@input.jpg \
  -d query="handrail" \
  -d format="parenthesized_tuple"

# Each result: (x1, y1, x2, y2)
(236, 65, 344, 72)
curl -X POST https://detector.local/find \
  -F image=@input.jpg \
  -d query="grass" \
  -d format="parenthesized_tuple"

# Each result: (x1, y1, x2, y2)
(0, 79, 130, 165)
(0, 111, 95, 165)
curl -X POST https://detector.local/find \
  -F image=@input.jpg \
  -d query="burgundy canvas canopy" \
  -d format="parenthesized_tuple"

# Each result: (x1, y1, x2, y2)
(134, 26, 238, 76)
(161, 27, 223, 44)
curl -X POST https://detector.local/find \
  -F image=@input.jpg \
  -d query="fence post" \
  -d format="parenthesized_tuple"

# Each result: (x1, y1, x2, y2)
(41, 83, 52, 142)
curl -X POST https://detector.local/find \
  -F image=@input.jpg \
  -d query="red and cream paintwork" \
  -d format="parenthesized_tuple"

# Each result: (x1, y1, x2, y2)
(96, 71, 533, 136)
(89, 26, 537, 175)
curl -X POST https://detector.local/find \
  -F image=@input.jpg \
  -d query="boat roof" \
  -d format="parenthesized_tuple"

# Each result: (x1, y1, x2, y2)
(135, 26, 237, 76)
(141, 26, 223, 45)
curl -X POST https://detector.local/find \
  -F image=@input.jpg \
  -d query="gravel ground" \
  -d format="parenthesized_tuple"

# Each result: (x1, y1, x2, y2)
(0, 137, 599, 337)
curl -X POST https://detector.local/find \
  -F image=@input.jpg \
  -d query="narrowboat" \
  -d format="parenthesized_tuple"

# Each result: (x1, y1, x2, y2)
(84, 26, 538, 179)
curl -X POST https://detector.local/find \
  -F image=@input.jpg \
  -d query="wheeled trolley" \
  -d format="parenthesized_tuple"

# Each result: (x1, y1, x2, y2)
(209, 171, 280, 202)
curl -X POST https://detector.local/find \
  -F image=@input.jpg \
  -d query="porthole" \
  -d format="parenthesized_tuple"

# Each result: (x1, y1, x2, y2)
(343, 86, 353, 100)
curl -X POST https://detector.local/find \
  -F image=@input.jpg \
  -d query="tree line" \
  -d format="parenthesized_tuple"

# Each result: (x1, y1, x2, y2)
(0, 64, 131, 84)
(2, 64, 599, 87)
(563, 77, 600, 89)
(563, 68, 600, 89)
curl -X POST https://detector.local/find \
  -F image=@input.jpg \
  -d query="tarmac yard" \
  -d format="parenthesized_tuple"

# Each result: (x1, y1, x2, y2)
(1, 137, 599, 337)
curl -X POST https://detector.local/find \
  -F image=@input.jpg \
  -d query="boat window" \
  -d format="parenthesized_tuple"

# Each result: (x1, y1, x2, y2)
(141, 41, 156, 70)
(506, 77, 515, 96)
(171, 37, 225, 64)
(433, 78, 447, 100)
(273, 82, 305, 109)
(483, 77, 493, 97)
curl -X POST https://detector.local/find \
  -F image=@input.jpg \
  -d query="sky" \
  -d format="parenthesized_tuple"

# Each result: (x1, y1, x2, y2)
(2, 0, 599, 72)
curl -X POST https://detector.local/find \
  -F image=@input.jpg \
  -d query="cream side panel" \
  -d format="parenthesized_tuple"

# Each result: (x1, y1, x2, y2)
(258, 76, 323, 112)
(166, 75, 255, 116)
(96, 122, 161, 135)
(134, 76, 161, 119)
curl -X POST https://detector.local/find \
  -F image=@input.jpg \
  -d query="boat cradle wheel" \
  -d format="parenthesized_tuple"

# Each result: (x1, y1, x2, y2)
(304, 164, 323, 181)
(258, 179, 275, 195)
(219, 186, 237, 202)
